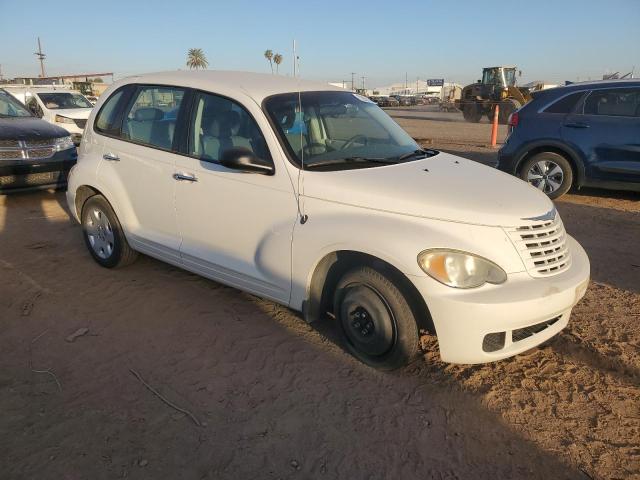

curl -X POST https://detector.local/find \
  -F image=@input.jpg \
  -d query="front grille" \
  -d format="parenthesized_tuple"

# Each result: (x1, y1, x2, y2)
(0, 150, 23, 160)
(482, 315, 562, 353)
(506, 212, 571, 277)
(512, 316, 560, 342)
(0, 171, 59, 187)
(26, 147, 54, 159)
(24, 138, 55, 147)
(74, 118, 87, 129)
(0, 140, 58, 161)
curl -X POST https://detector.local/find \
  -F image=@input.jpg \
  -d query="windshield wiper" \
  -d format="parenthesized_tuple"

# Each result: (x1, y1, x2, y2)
(396, 148, 438, 162)
(304, 156, 398, 169)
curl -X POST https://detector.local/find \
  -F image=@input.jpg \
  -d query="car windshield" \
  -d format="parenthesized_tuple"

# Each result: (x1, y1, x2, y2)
(36, 92, 93, 110)
(0, 90, 33, 118)
(264, 91, 434, 170)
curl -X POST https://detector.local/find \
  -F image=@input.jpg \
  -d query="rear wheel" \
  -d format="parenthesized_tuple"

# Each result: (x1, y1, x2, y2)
(333, 266, 420, 370)
(519, 152, 573, 199)
(81, 195, 138, 268)
(462, 102, 482, 122)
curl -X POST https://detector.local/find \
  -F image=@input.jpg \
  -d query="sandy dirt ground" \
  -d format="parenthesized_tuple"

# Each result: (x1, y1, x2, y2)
(1, 112, 639, 480)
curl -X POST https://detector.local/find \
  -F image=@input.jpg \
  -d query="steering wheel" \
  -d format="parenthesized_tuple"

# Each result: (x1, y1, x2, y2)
(341, 134, 368, 150)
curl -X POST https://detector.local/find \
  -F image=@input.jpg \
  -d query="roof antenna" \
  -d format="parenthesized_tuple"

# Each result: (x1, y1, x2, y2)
(294, 40, 308, 225)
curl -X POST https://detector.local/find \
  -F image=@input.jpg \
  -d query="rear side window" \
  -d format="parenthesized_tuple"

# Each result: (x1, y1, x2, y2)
(122, 86, 186, 150)
(95, 89, 126, 135)
(543, 92, 584, 114)
(584, 88, 640, 117)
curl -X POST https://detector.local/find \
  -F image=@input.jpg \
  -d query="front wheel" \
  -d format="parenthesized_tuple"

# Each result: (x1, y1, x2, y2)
(519, 152, 573, 199)
(333, 266, 420, 370)
(81, 195, 138, 268)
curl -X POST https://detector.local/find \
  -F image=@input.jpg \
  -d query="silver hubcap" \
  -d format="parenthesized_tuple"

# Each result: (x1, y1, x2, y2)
(527, 160, 564, 194)
(85, 208, 115, 259)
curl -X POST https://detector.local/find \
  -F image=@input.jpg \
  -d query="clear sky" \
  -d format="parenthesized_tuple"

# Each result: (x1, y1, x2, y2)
(1, 0, 638, 88)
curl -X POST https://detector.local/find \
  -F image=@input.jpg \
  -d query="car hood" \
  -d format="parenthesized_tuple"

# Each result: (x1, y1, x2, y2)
(302, 152, 554, 228)
(51, 108, 91, 119)
(0, 117, 69, 140)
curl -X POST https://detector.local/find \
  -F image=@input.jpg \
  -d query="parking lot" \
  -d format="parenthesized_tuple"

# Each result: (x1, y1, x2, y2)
(1, 109, 639, 480)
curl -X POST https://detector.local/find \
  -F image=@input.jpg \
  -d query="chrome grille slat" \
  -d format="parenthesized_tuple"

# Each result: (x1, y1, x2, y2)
(506, 213, 572, 278)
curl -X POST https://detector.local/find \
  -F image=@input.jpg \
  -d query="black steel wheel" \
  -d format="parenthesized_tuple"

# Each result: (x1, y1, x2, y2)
(334, 266, 420, 370)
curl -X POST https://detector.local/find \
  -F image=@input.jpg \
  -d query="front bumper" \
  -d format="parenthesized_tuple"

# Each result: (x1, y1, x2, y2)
(0, 149, 78, 193)
(410, 236, 590, 364)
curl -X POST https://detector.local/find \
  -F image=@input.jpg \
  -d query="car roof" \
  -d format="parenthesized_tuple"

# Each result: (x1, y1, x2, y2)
(117, 70, 345, 103)
(560, 78, 640, 90)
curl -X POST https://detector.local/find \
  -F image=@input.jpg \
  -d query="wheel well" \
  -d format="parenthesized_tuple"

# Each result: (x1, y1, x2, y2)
(303, 251, 435, 334)
(74, 185, 101, 218)
(518, 146, 579, 187)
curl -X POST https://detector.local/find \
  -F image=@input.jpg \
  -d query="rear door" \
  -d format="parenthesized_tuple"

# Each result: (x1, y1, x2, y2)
(561, 87, 640, 183)
(96, 85, 186, 262)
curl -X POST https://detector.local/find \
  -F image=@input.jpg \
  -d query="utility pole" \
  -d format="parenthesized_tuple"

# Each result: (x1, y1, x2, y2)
(34, 37, 46, 78)
(351, 72, 356, 91)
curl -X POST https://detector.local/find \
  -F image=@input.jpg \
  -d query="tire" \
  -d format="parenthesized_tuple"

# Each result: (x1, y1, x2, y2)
(462, 103, 482, 122)
(499, 98, 521, 124)
(519, 152, 573, 199)
(333, 266, 420, 370)
(81, 195, 138, 268)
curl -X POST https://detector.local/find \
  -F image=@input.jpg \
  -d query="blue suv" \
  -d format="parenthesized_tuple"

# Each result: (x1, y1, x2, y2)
(497, 80, 640, 198)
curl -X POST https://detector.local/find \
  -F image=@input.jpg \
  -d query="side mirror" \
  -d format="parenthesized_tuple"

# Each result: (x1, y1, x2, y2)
(220, 147, 274, 175)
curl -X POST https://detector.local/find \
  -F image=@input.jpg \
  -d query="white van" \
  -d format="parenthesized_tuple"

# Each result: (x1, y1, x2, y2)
(66, 71, 590, 370)
(7, 87, 93, 145)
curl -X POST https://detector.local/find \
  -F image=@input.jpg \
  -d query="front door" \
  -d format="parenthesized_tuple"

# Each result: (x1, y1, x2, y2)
(174, 91, 297, 303)
(97, 85, 186, 262)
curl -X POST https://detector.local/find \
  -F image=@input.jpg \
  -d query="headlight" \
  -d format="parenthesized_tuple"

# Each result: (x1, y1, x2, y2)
(55, 115, 75, 124)
(417, 249, 507, 289)
(52, 136, 74, 152)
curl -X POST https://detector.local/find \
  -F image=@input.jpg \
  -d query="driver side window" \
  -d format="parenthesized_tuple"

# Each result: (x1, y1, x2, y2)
(189, 92, 270, 163)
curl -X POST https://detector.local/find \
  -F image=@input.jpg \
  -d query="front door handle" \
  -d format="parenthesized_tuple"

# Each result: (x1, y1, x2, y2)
(103, 153, 120, 161)
(173, 172, 198, 182)
(564, 122, 590, 129)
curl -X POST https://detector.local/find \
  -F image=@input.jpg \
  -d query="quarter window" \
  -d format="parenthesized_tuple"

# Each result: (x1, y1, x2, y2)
(584, 88, 640, 117)
(543, 92, 584, 114)
(189, 92, 270, 163)
(94, 89, 126, 135)
(122, 86, 185, 150)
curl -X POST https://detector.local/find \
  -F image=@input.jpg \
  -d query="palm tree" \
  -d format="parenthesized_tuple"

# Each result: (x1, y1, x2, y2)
(264, 49, 273, 73)
(186, 48, 208, 70)
(273, 53, 283, 74)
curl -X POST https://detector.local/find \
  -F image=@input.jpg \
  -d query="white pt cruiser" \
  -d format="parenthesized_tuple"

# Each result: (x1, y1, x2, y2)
(67, 71, 590, 370)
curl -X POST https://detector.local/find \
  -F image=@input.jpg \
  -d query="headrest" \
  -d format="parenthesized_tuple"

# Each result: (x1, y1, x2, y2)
(134, 107, 164, 122)
(222, 110, 241, 128)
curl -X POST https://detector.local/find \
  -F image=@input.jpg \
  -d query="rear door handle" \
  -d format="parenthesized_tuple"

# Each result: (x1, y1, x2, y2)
(564, 122, 590, 129)
(173, 172, 198, 182)
(103, 153, 120, 161)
